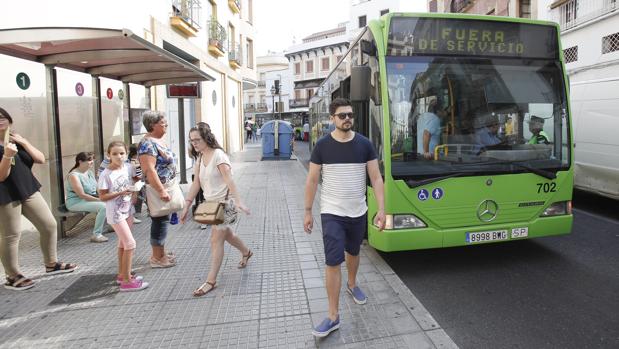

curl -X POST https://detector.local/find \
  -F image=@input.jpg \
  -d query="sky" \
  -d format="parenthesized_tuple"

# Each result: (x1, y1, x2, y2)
(253, 0, 350, 56)
(253, 0, 429, 56)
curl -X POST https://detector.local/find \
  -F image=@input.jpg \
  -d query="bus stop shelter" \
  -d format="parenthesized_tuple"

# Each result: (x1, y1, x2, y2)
(0, 27, 215, 237)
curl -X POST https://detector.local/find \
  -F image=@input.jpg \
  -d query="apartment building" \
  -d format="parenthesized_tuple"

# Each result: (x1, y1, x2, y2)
(242, 54, 297, 126)
(284, 25, 350, 120)
(429, 0, 546, 19)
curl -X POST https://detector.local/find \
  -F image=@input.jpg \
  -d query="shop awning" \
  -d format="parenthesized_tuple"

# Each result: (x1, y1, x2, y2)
(0, 27, 215, 86)
(294, 78, 324, 90)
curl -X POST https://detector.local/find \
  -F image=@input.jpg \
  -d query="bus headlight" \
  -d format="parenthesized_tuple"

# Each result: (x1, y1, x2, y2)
(540, 201, 572, 217)
(383, 214, 427, 229)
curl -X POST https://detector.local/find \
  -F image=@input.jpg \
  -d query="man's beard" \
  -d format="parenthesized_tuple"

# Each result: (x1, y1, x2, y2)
(336, 122, 353, 132)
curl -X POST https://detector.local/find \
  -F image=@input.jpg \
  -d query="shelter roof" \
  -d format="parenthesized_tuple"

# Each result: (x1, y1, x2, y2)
(0, 27, 214, 86)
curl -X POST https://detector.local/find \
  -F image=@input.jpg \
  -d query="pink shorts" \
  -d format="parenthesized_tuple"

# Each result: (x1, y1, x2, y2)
(112, 218, 136, 250)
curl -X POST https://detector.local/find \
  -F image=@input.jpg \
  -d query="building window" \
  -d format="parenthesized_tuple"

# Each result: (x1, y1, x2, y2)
(306, 60, 314, 73)
(520, 0, 531, 18)
(563, 46, 578, 63)
(246, 38, 254, 68)
(565, 0, 577, 24)
(380, 9, 389, 16)
(602, 32, 619, 54)
(248, 0, 253, 24)
(358, 15, 366, 28)
(307, 89, 314, 100)
(429, 0, 437, 12)
(294, 62, 301, 75)
(321, 57, 330, 71)
(228, 23, 235, 47)
(295, 89, 302, 100)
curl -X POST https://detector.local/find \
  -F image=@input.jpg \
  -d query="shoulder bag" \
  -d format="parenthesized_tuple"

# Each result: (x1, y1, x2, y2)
(193, 189, 229, 225)
(142, 137, 184, 217)
(145, 178, 184, 217)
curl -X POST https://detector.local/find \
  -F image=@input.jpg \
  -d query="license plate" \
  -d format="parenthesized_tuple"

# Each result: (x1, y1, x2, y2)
(511, 227, 528, 238)
(466, 230, 508, 243)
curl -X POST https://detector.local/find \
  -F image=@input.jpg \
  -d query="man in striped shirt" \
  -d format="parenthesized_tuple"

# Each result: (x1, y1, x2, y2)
(304, 98, 386, 337)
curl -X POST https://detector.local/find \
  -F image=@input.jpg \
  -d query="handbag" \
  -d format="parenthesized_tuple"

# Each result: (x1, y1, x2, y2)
(194, 190, 229, 225)
(145, 179, 185, 217)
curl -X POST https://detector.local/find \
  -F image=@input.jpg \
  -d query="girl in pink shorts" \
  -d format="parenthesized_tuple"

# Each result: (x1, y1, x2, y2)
(98, 141, 148, 292)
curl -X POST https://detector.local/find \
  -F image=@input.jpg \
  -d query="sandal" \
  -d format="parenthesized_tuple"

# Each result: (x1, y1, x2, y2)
(166, 252, 176, 262)
(45, 262, 78, 275)
(238, 249, 253, 269)
(149, 256, 176, 269)
(4, 274, 35, 291)
(193, 281, 216, 297)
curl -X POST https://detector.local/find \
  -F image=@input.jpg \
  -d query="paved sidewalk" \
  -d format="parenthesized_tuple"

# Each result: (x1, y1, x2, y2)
(0, 142, 457, 348)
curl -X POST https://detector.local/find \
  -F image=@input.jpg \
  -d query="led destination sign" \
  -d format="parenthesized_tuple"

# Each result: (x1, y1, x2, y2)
(388, 17, 559, 59)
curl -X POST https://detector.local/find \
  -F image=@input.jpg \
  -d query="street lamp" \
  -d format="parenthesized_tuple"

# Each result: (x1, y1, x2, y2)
(270, 85, 276, 120)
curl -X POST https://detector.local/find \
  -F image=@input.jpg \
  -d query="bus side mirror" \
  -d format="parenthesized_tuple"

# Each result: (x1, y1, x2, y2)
(350, 65, 371, 102)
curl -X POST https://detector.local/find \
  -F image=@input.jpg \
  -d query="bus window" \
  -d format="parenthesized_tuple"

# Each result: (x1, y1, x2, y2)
(387, 55, 569, 179)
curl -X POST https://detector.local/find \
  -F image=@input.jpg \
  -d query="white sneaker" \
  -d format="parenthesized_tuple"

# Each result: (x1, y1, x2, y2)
(133, 217, 142, 224)
(90, 234, 109, 243)
(200, 224, 207, 230)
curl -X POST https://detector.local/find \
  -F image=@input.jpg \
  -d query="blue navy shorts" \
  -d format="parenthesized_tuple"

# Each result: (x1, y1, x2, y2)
(320, 213, 366, 266)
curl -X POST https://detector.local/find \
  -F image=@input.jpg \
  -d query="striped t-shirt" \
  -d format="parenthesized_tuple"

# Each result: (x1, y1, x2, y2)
(310, 132, 377, 218)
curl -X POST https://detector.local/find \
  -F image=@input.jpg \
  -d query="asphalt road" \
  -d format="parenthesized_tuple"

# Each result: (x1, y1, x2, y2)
(381, 190, 619, 349)
(293, 143, 618, 348)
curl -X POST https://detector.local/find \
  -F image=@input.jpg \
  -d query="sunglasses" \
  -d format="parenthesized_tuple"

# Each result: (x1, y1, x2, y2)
(334, 112, 354, 120)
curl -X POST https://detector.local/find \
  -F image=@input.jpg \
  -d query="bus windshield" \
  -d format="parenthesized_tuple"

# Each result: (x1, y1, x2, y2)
(387, 55, 570, 180)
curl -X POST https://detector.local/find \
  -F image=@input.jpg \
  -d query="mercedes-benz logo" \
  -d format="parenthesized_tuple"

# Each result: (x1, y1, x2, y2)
(477, 200, 498, 222)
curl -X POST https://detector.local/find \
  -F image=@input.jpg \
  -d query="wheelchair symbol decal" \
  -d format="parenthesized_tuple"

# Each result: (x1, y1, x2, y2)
(418, 189, 429, 201)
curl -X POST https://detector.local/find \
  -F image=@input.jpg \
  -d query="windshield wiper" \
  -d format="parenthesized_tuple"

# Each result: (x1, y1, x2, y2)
(405, 172, 469, 188)
(473, 158, 557, 180)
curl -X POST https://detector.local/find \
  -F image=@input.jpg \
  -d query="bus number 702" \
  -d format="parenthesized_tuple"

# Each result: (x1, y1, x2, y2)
(537, 183, 557, 193)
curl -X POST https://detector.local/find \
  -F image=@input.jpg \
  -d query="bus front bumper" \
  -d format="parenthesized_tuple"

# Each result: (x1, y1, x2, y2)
(368, 215, 573, 252)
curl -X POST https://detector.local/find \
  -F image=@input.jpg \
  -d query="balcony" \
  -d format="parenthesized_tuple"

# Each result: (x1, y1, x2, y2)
(170, 0, 202, 37)
(289, 99, 309, 108)
(228, 0, 241, 14)
(256, 103, 268, 112)
(229, 43, 242, 69)
(244, 103, 255, 112)
(244, 103, 267, 113)
(550, 0, 618, 31)
(208, 19, 227, 57)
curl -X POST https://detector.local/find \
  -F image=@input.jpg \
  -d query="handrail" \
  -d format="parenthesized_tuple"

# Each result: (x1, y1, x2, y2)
(208, 19, 227, 52)
(172, 0, 202, 29)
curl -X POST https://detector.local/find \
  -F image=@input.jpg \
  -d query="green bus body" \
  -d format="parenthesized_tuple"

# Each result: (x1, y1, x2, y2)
(310, 13, 573, 252)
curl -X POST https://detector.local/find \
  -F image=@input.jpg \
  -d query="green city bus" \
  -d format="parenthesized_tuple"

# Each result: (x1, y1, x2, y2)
(309, 13, 573, 252)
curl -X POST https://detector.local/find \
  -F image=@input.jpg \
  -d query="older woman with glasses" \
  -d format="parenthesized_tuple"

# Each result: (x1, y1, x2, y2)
(65, 151, 108, 243)
(138, 111, 177, 268)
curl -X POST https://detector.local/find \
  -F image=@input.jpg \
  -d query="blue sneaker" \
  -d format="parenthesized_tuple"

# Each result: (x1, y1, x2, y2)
(347, 285, 367, 305)
(312, 316, 340, 338)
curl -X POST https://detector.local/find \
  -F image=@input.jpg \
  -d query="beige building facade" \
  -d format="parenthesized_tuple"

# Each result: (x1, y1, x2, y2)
(0, 0, 257, 232)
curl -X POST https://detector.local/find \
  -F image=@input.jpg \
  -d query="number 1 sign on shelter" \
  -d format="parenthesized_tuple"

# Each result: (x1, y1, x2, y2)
(16, 72, 30, 90)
